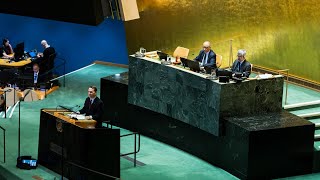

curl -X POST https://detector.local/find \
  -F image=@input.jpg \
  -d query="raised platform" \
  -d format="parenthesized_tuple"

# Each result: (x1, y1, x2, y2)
(101, 72, 315, 179)
(128, 55, 283, 136)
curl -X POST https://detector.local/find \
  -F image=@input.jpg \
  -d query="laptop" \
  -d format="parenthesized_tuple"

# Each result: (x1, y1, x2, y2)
(28, 51, 37, 58)
(187, 60, 201, 72)
(157, 51, 168, 61)
(180, 57, 189, 68)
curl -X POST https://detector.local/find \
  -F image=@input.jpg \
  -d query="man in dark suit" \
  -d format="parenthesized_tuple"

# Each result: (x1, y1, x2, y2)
(35, 40, 56, 73)
(231, 49, 251, 78)
(33, 63, 46, 89)
(79, 86, 104, 128)
(194, 41, 217, 73)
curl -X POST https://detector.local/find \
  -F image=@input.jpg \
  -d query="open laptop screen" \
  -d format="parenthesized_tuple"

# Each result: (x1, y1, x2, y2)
(28, 51, 37, 58)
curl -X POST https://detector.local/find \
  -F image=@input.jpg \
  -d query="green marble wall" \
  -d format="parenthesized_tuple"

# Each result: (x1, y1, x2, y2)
(125, 0, 320, 83)
(128, 56, 284, 136)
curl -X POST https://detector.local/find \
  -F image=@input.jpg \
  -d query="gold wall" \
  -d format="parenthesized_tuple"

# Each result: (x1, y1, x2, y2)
(124, 0, 320, 82)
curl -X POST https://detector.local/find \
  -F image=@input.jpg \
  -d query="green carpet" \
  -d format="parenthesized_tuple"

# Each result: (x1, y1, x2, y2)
(0, 64, 319, 180)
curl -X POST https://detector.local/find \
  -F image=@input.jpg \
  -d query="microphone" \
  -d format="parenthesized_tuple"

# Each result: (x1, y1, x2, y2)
(19, 89, 32, 101)
(57, 105, 80, 113)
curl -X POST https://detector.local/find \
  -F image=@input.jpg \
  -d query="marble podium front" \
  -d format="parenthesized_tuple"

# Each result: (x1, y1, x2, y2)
(128, 55, 284, 136)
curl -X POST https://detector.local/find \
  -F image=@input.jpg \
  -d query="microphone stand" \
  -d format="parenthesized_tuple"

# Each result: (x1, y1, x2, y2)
(1, 89, 12, 119)
(17, 89, 32, 163)
(4, 91, 7, 119)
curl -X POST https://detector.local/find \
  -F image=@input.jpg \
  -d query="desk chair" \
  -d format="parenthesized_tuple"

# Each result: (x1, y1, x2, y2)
(23, 89, 39, 102)
(173, 46, 189, 59)
(3, 87, 19, 107)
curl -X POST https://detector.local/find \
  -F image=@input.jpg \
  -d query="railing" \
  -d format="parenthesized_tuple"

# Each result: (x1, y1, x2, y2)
(120, 132, 141, 167)
(0, 126, 6, 163)
(52, 55, 66, 87)
(103, 120, 141, 167)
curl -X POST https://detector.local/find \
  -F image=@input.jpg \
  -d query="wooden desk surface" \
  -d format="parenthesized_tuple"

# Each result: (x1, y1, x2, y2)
(0, 58, 32, 67)
(44, 109, 97, 129)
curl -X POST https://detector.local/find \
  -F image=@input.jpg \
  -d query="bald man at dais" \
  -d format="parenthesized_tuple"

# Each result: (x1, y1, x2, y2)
(194, 41, 217, 70)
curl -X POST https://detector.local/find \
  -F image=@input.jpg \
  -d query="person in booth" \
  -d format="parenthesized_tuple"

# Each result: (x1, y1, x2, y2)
(36, 40, 56, 72)
(78, 86, 104, 128)
(32, 63, 46, 89)
(231, 49, 251, 78)
(2, 38, 14, 59)
(194, 41, 217, 73)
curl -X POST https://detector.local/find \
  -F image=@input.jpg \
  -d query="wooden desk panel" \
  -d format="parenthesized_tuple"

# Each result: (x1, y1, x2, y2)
(0, 58, 31, 67)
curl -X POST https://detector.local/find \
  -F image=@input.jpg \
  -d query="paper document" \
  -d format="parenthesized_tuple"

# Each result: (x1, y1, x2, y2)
(257, 74, 273, 79)
(68, 113, 86, 120)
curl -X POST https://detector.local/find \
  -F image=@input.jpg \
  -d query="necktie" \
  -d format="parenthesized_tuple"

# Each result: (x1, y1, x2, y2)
(202, 53, 207, 65)
(34, 73, 38, 83)
(238, 61, 241, 72)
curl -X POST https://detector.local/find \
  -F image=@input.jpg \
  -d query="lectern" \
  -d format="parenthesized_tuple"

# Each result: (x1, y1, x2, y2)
(38, 109, 120, 180)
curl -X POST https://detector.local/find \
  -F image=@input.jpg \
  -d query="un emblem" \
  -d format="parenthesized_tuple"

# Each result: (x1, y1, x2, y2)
(56, 119, 63, 133)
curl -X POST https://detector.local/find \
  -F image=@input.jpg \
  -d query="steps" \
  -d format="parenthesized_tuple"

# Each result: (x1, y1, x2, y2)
(286, 100, 320, 172)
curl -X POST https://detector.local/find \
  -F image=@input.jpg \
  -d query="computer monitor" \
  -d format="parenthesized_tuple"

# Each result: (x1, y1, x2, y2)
(157, 51, 168, 61)
(180, 57, 189, 68)
(216, 68, 232, 78)
(187, 60, 201, 72)
(13, 42, 25, 61)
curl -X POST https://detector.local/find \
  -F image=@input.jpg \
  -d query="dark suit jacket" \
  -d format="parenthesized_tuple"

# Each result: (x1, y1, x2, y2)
(34, 47, 56, 72)
(79, 97, 104, 127)
(231, 59, 251, 78)
(194, 49, 217, 69)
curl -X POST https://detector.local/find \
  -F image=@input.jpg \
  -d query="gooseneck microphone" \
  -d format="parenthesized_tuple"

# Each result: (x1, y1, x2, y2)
(57, 105, 80, 113)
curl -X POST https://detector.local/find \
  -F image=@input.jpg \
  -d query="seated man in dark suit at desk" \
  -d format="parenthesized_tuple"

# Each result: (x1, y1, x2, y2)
(194, 41, 217, 73)
(231, 49, 251, 78)
(35, 40, 56, 73)
(78, 86, 104, 128)
(32, 63, 46, 89)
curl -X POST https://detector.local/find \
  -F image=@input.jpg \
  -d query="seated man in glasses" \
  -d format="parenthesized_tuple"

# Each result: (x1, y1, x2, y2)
(194, 41, 217, 74)
(231, 49, 251, 78)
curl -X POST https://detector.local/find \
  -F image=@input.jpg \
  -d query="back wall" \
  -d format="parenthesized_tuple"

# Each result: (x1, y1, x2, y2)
(125, 0, 320, 83)
(0, 13, 128, 74)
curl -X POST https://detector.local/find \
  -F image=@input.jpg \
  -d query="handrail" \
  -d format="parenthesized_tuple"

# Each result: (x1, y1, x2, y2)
(102, 120, 141, 167)
(54, 56, 66, 87)
(40, 54, 66, 87)
(64, 160, 120, 180)
(0, 126, 6, 163)
(120, 132, 140, 167)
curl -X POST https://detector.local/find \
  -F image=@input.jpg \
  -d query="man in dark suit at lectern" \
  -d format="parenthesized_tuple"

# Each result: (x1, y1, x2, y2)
(79, 86, 104, 128)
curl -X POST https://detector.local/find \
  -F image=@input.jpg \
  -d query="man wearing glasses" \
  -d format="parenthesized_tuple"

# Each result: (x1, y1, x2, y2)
(194, 41, 217, 73)
(231, 49, 251, 78)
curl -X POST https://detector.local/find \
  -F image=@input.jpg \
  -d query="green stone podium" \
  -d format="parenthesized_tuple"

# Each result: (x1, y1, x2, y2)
(128, 55, 283, 136)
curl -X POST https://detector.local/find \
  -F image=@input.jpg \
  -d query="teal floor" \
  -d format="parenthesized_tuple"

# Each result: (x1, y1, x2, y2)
(0, 64, 320, 180)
